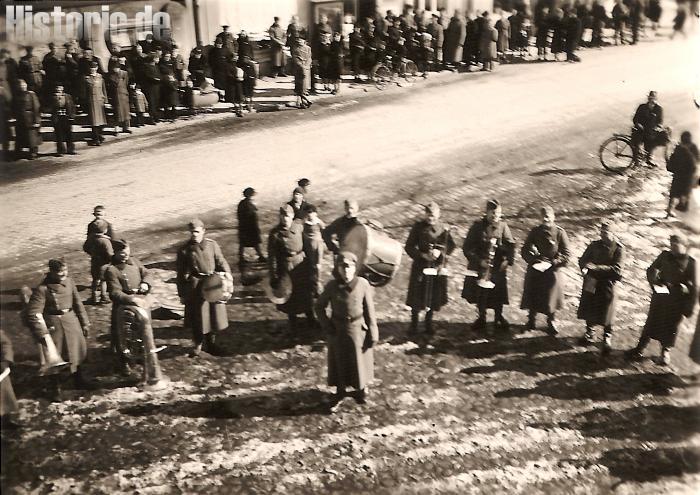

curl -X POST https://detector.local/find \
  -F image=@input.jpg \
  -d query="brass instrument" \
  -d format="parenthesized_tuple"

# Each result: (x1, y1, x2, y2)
(477, 237, 498, 290)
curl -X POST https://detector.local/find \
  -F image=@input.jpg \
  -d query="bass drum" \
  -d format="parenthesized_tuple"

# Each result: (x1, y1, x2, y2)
(342, 222, 403, 287)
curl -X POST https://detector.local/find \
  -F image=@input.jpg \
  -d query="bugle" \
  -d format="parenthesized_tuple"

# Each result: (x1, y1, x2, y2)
(38, 333, 70, 376)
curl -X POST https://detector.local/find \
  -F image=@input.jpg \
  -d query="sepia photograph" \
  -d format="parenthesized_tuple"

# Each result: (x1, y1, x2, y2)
(0, 0, 699, 492)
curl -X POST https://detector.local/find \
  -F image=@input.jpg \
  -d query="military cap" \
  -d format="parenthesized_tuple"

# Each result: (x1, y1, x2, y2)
(486, 199, 501, 211)
(93, 205, 105, 213)
(424, 201, 440, 215)
(188, 218, 205, 230)
(48, 259, 66, 272)
(670, 232, 688, 246)
(112, 238, 129, 251)
(298, 178, 311, 188)
(243, 187, 256, 197)
(648, 90, 657, 97)
(344, 199, 359, 209)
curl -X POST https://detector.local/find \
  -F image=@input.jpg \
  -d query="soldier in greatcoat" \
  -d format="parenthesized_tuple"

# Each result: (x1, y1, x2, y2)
(176, 219, 232, 356)
(577, 221, 624, 353)
(18, 46, 43, 94)
(427, 14, 445, 68)
(26, 259, 92, 400)
(107, 63, 131, 133)
(665, 131, 699, 217)
(626, 233, 698, 366)
(315, 252, 378, 406)
(268, 205, 317, 330)
(85, 219, 114, 305)
(462, 199, 516, 330)
(216, 26, 238, 52)
(521, 206, 570, 335)
(141, 55, 162, 122)
(13, 79, 42, 159)
(236, 187, 266, 264)
(323, 199, 363, 255)
(443, 10, 466, 68)
(51, 85, 77, 156)
(269, 17, 287, 77)
(405, 202, 456, 334)
(288, 186, 311, 220)
(293, 38, 313, 109)
(105, 240, 154, 374)
(1, 329, 20, 428)
(84, 62, 107, 145)
(42, 43, 62, 106)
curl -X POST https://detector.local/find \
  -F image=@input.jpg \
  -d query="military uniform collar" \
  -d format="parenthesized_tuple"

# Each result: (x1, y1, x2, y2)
(337, 276, 359, 291)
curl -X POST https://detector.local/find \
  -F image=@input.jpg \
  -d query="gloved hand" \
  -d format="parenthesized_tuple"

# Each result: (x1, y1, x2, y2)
(82, 324, 90, 338)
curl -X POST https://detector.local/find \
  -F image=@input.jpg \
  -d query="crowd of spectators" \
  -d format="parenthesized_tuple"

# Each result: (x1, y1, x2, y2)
(0, 0, 693, 161)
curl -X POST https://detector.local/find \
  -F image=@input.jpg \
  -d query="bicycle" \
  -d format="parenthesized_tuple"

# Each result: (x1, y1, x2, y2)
(599, 126, 672, 174)
(373, 56, 418, 90)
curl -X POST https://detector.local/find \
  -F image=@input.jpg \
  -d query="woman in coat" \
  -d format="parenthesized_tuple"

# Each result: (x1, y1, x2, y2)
(84, 62, 107, 145)
(315, 252, 378, 405)
(577, 222, 624, 354)
(627, 234, 697, 366)
(107, 64, 131, 133)
(666, 131, 699, 217)
(268, 205, 316, 329)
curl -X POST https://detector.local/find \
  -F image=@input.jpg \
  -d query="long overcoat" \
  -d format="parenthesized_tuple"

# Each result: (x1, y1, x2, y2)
(268, 221, 314, 315)
(108, 69, 130, 123)
(479, 24, 498, 61)
(26, 275, 89, 373)
(576, 239, 624, 326)
(13, 90, 42, 149)
(521, 224, 570, 314)
(462, 218, 516, 308)
(667, 143, 699, 199)
(237, 198, 262, 247)
(84, 73, 107, 126)
(176, 238, 231, 334)
(641, 251, 697, 347)
(316, 276, 378, 390)
(269, 23, 286, 67)
(444, 16, 466, 63)
(405, 220, 456, 311)
(495, 18, 511, 53)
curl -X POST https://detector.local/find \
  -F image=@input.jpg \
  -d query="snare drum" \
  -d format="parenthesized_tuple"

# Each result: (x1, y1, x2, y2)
(199, 272, 234, 303)
(341, 223, 403, 287)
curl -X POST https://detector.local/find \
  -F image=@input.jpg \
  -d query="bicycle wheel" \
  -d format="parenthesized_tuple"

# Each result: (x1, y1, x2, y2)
(403, 61, 418, 84)
(374, 65, 392, 90)
(599, 135, 635, 173)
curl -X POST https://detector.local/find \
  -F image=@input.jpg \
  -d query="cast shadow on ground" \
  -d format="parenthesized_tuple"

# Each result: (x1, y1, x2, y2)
(547, 403, 700, 443)
(120, 388, 333, 418)
(496, 372, 687, 401)
(529, 167, 594, 177)
(601, 446, 700, 486)
(461, 350, 627, 377)
(143, 260, 176, 271)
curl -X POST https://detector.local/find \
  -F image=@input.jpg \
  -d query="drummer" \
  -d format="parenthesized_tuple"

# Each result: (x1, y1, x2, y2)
(322, 199, 363, 255)
(268, 205, 317, 330)
(176, 219, 232, 356)
(404, 202, 456, 334)
(104, 239, 154, 375)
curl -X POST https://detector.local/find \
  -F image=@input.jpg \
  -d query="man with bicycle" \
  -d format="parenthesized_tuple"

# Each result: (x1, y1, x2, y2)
(631, 90, 666, 167)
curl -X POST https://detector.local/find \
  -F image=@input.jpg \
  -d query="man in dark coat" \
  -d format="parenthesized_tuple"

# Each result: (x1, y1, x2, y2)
(311, 15, 333, 94)
(577, 221, 624, 354)
(0, 329, 20, 427)
(188, 47, 207, 86)
(590, 0, 608, 47)
(286, 16, 305, 56)
(462, 200, 516, 330)
(51, 85, 77, 156)
(141, 55, 162, 122)
(176, 219, 232, 356)
(139, 34, 161, 54)
(405, 202, 456, 334)
(322, 199, 363, 254)
(107, 63, 131, 133)
(42, 42, 62, 105)
(268, 205, 316, 330)
(209, 38, 234, 92)
(666, 131, 699, 217)
(631, 91, 665, 166)
(237, 187, 266, 264)
(105, 240, 154, 374)
(269, 17, 287, 76)
(18, 46, 43, 95)
(444, 11, 466, 68)
(216, 25, 237, 52)
(521, 206, 570, 335)
(564, 9, 582, 62)
(626, 233, 697, 366)
(26, 259, 92, 399)
(427, 14, 445, 68)
(316, 252, 378, 407)
(626, 0, 643, 44)
(13, 79, 42, 160)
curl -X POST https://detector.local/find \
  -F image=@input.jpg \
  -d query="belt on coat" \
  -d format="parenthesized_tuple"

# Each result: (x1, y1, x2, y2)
(48, 308, 73, 315)
(332, 314, 364, 323)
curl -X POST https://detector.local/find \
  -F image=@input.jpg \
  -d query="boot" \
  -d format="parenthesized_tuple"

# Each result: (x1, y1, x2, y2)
(602, 328, 613, 355)
(425, 310, 435, 335)
(202, 333, 224, 356)
(409, 310, 419, 334)
(579, 326, 595, 346)
(660, 347, 672, 366)
(306, 311, 319, 329)
(48, 375, 63, 402)
(494, 307, 509, 330)
(624, 337, 649, 361)
(546, 314, 558, 336)
(355, 387, 368, 405)
(526, 312, 536, 330)
(73, 367, 97, 390)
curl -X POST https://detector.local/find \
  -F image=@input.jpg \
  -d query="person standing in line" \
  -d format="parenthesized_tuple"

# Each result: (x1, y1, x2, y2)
(666, 131, 699, 217)
(51, 85, 77, 156)
(13, 79, 42, 159)
(236, 187, 266, 264)
(84, 62, 107, 145)
(269, 17, 287, 77)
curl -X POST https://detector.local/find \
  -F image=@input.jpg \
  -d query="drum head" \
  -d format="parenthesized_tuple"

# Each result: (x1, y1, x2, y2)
(200, 274, 225, 302)
(263, 273, 292, 305)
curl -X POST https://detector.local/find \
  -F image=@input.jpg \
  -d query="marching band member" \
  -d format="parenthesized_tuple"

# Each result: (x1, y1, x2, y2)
(576, 221, 625, 354)
(461, 199, 516, 330)
(105, 240, 154, 374)
(315, 252, 378, 406)
(626, 233, 697, 366)
(322, 199, 363, 255)
(520, 206, 570, 335)
(176, 219, 232, 356)
(26, 259, 92, 400)
(405, 202, 456, 334)
(268, 205, 317, 330)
